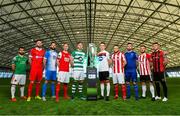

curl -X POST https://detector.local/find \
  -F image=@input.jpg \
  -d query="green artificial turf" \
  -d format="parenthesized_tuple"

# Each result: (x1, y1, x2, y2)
(0, 78, 180, 115)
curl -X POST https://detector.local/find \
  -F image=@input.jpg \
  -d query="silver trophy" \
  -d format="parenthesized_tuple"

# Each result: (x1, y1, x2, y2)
(88, 43, 97, 67)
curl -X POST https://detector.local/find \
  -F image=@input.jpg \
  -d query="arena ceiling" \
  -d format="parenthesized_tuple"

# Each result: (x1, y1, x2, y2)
(0, 0, 180, 68)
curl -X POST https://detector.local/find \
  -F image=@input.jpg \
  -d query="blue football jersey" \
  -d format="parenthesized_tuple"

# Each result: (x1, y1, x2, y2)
(44, 50, 58, 71)
(125, 51, 138, 70)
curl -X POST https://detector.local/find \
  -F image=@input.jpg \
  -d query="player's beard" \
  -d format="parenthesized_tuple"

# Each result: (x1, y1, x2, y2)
(153, 49, 158, 52)
(114, 50, 119, 53)
(141, 51, 145, 54)
(19, 52, 24, 55)
(50, 47, 55, 50)
(37, 46, 42, 48)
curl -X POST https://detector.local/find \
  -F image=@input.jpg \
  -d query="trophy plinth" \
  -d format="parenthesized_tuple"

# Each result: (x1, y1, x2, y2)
(86, 43, 98, 100)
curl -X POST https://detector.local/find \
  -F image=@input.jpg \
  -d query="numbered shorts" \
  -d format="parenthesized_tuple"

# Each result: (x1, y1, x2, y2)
(11, 74, 26, 85)
(45, 70, 57, 81)
(73, 71, 85, 81)
(113, 73, 125, 84)
(57, 71, 70, 83)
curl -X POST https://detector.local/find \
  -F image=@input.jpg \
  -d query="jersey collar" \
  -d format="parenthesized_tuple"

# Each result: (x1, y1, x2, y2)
(154, 49, 160, 52)
(100, 50, 106, 52)
(18, 54, 24, 57)
(114, 51, 120, 54)
(127, 50, 133, 53)
(77, 49, 83, 52)
(63, 50, 68, 53)
(35, 47, 42, 51)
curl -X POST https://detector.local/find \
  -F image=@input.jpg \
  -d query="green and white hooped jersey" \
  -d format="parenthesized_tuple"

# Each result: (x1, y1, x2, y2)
(71, 50, 86, 71)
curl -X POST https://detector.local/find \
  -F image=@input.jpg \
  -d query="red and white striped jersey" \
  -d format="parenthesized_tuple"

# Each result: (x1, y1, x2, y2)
(138, 53, 151, 75)
(111, 52, 126, 74)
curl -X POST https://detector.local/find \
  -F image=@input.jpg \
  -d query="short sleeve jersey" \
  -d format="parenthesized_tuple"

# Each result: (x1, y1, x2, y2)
(71, 50, 86, 71)
(58, 51, 71, 72)
(44, 50, 58, 71)
(125, 51, 138, 71)
(97, 50, 110, 72)
(151, 50, 166, 72)
(29, 47, 45, 69)
(12, 55, 28, 74)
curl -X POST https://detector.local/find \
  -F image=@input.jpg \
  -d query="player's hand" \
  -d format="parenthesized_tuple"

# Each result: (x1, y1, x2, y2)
(123, 63, 126, 67)
(163, 62, 167, 67)
(150, 66, 153, 70)
(71, 63, 74, 67)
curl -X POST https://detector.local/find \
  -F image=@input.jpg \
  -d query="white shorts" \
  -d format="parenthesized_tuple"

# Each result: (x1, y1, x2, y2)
(57, 71, 70, 83)
(11, 74, 26, 85)
(73, 71, 85, 81)
(113, 73, 125, 84)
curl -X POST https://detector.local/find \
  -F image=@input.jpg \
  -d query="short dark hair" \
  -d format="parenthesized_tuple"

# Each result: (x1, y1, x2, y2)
(50, 41, 56, 45)
(114, 44, 119, 47)
(140, 45, 146, 48)
(35, 39, 42, 43)
(77, 42, 82, 45)
(153, 42, 159, 45)
(63, 42, 68, 46)
(127, 43, 132, 45)
(19, 47, 25, 50)
(100, 42, 105, 45)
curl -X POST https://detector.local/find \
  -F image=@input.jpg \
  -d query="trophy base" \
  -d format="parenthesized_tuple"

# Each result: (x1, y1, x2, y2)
(86, 67, 97, 100)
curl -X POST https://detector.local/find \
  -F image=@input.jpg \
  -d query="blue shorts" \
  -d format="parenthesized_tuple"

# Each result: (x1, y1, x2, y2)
(45, 70, 57, 81)
(125, 70, 137, 82)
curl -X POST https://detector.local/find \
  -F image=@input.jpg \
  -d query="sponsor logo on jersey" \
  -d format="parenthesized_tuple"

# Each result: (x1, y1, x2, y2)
(98, 56, 103, 61)
(35, 56, 43, 58)
(78, 57, 83, 61)
(64, 57, 70, 62)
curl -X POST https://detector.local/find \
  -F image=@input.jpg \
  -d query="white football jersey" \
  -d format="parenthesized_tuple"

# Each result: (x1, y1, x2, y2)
(97, 50, 110, 72)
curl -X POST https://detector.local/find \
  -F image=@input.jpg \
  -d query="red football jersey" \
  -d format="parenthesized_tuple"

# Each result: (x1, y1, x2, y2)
(151, 50, 165, 72)
(29, 47, 45, 69)
(111, 51, 125, 73)
(58, 51, 71, 72)
(138, 53, 151, 75)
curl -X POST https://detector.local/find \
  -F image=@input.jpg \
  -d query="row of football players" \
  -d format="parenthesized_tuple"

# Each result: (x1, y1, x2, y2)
(10, 40, 168, 102)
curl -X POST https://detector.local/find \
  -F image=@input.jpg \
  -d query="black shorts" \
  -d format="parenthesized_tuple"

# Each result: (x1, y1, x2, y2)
(140, 75, 152, 82)
(99, 71, 109, 81)
(153, 72, 165, 81)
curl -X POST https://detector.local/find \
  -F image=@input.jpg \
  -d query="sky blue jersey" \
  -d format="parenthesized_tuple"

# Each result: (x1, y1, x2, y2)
(44, 49, 58, 71)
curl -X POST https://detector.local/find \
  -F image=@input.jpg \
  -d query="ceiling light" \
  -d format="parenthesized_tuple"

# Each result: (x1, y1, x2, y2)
(39, 17, 44, 21)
